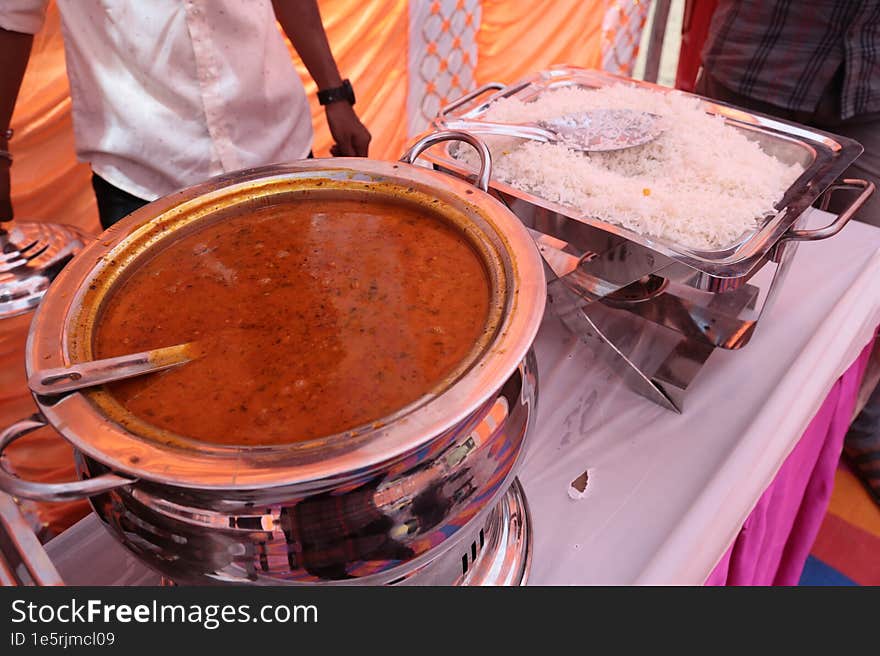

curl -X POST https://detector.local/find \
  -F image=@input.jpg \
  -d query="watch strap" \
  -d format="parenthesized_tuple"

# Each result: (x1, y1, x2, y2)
(318, 79, 355, 106)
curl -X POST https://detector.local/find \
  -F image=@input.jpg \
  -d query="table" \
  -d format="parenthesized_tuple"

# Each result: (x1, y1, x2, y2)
(37, 210, 880, 585)
(521, 211, 880, 584)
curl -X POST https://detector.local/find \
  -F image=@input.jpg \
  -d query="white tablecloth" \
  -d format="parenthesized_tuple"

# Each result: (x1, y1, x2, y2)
(44, 212, 880, 585)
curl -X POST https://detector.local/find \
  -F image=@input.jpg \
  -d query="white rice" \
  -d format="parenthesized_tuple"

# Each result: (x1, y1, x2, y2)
(453, 84, 804, 250)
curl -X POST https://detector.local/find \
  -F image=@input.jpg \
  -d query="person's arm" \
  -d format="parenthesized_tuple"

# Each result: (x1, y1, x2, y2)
(0, 27, 34, 221)
(271, 0, 371, 157)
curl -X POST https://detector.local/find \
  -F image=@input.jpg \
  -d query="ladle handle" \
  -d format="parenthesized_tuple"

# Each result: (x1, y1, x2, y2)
(28, 342, 195, 396)
(439, 82, 507, 118)
(0, 413, 136, 502)
(400, 130, 493, 192)
(440, 119, 556, 144)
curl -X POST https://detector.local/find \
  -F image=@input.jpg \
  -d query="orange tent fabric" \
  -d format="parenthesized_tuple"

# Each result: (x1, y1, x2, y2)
(475, 0, 604, 86)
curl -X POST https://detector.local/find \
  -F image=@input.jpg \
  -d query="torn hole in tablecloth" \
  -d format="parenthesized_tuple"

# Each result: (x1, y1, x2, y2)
(568, 468, 593, 500)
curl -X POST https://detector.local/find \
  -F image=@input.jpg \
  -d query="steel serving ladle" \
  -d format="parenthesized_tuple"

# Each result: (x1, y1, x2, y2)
(28, 342, 199, 396)
(442, 108, 664, 153)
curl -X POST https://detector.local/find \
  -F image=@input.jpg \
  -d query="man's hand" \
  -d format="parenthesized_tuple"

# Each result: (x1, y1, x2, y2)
(325, 103, 371, 157)
(0, 163, 12, 221)
(271, 2, 371, 157)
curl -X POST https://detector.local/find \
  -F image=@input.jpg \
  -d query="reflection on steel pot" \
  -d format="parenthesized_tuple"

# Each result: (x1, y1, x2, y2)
(0, 132, 546, 585)
(0, 222, 87, 320)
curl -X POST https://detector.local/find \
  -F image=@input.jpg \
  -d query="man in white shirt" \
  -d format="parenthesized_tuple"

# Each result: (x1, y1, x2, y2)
(0, 0, 372, 228)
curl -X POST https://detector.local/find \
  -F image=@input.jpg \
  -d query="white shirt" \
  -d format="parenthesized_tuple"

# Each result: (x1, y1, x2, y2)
(2, 0, 313, 200)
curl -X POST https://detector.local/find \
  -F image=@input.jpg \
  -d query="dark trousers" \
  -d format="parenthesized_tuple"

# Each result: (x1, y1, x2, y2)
(91, 174, 149, 230)
(90, 152, 316, 230)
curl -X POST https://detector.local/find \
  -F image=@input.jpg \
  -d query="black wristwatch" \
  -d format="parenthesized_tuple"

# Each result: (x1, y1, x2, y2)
(318, 79, 356, 107)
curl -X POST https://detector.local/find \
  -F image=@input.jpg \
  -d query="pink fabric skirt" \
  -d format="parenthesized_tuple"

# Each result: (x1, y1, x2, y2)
(705, 339, 874, 585)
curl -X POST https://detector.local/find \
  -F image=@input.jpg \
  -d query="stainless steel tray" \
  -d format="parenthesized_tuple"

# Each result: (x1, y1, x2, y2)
(427, 66, 870, 280)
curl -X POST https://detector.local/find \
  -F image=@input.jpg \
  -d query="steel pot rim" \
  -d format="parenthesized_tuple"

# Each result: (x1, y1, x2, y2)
(25, 158, 546, 490)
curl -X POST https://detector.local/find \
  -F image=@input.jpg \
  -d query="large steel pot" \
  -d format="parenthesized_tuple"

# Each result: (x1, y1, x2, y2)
(0, 132, 546, 585)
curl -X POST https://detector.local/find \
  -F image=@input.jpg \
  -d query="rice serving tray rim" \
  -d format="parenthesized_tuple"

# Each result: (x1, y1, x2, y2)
(18, 156, 546, 490)
(428, 65, 867, 279)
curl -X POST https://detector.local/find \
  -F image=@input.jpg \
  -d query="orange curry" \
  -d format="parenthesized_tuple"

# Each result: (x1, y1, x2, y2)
(94, 196, 491, 445)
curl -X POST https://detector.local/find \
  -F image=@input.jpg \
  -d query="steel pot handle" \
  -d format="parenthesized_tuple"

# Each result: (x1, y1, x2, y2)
(0, 413, 136, 502)
(0, 491, 65, 585)
(400, 130, 493, 192)
(783, 179, 875, 242)
(439, 82, 507, 118)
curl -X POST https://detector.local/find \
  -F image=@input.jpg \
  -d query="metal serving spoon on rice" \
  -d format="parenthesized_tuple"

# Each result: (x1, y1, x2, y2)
(443, 108, 663, 153)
